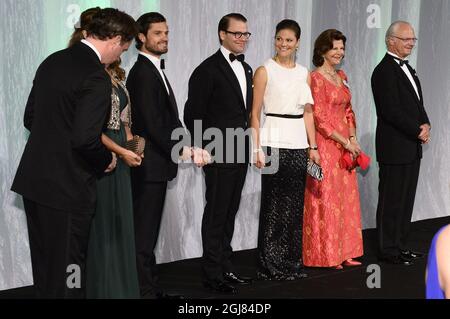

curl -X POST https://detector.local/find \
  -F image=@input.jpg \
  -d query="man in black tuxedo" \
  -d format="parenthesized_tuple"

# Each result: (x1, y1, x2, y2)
(184, 13, 253, 294)
(126, 12, 190, 299)
(371, 21, 431, 265)
(11, 8, 137, 298)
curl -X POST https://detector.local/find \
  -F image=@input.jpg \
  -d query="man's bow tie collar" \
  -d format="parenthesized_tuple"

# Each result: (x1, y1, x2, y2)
(392, 56, 409, 66)
(229, 53, 245, 62)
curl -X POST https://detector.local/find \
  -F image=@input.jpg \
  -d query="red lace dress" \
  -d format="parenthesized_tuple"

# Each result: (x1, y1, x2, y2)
(303, 70, 363, 267)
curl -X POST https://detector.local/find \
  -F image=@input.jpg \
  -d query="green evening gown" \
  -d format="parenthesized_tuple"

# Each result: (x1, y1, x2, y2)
(86, 83, 140, 299)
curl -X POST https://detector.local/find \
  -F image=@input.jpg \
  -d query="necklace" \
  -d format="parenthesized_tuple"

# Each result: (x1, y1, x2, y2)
(323, 67, 337, 78)
(322, 67, 341, 85)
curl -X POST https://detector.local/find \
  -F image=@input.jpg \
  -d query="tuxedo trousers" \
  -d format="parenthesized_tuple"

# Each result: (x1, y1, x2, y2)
(131, 179, 167, 297)
(376, 160, 421, 257)
(201, 164, 248, 282)
(23, 198, 93, 299)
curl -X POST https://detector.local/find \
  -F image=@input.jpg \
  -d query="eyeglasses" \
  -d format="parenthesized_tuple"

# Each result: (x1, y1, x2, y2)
(391, 35, 418, 43)
(225, 30, 252, 39)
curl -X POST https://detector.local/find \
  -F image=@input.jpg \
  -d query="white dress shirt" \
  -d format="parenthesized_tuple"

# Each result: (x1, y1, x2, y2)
(138, 51, 170, 94)
(220, 46, 247, 107)
(81, 39, 101, 61)
(387, 51, 420, 100)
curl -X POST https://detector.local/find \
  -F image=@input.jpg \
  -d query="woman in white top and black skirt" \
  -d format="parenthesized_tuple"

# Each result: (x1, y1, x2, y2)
(250, 19, 320, 280)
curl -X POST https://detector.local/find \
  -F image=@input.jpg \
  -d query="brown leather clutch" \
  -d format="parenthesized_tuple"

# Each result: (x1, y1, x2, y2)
(125, 135, 145, 155)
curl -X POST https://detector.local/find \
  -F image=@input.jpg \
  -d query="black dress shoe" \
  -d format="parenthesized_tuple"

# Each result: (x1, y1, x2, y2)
(401, 250, 424, 259)
(203, 280, 237, 294)
(223, 272, 253, 285)
(379, 255, 413, 265)
(156, 292, 185, 299)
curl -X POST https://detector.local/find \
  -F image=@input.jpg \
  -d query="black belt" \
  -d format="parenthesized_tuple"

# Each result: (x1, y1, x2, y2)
(265, 113, 303, 119)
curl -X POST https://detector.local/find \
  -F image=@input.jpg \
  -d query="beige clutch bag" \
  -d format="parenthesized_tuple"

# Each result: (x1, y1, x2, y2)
(126, 135, 146, 155)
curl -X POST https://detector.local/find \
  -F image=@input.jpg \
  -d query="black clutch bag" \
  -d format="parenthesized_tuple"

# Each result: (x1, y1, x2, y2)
(125, 135, 145, 155)
(307, 159, 323, 181)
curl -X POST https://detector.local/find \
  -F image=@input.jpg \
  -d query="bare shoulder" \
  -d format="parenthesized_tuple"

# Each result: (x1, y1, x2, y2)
(253, 66, 268, 83)
(254, 66, 267, 76)
(437, 225, 450, 248)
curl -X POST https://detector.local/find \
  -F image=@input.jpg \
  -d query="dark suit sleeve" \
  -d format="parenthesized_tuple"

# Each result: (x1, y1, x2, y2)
(71, 69, 112, 175)
(183, 65, 213, 147)
(24, 83, 35, 131)
(127, 71, 181, 159)
(418, 101, 430, 127)
(371, 67, 422, 139)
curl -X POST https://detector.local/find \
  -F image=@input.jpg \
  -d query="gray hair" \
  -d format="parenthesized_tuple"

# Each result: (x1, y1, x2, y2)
(385, 21, 412, 47)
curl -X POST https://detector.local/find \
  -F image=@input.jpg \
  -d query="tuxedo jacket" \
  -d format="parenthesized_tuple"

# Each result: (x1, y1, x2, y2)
(371, 53, 430, 164)
(12, 42, 112, 212)
(126, 54, 184, 182)
(184, 50, 253, 167)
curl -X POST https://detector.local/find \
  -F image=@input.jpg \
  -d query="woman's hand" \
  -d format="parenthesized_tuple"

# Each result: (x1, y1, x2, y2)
(309, 149, 321, 165)
(255, 150, 266, 169)
(344, 142, 360, 158)
(351, 139, 362, 154)
(120, 149, 142, 167)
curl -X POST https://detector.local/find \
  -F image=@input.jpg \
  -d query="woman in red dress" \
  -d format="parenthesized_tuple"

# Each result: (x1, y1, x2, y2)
(303, 29, 363, 269)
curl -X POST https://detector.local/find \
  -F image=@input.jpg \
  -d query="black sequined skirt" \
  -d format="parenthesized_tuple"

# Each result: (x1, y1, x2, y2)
(257, 148, 308, 280)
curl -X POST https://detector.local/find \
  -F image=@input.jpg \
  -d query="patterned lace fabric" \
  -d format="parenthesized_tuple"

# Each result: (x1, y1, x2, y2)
(302, 70, 363, 267)
(257, 148, 308, 280)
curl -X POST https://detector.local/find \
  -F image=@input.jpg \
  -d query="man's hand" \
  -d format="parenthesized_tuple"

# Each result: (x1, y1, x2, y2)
(418, 124, 431, 144)
(201, 149, 212, 165)
(104, 152, 117, 173)
(180, 146, 193, 161)
(192, 147, 211, 167)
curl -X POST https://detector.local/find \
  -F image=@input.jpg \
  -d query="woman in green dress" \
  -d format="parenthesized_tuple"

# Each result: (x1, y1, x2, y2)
(85, 61, 142, 299)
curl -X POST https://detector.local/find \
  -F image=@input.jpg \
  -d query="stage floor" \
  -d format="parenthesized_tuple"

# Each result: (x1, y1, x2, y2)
(1, 216, 449, 299)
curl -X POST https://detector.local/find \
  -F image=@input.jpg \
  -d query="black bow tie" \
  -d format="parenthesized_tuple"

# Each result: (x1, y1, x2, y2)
(229, 53, 245, 63)
(392, 56, 409, 66)
(160, 59, 165, 70)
